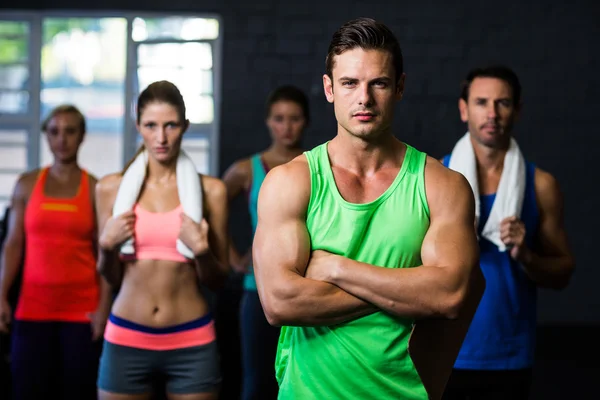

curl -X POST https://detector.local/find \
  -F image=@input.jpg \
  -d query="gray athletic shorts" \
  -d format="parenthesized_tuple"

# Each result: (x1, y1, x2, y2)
(97, 340, 221, 395)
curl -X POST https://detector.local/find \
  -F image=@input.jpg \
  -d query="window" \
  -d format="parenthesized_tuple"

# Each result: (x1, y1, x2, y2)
(39, 17, 127, 179)
(0, 19, 34, 214)
(0, 12, 222, 214)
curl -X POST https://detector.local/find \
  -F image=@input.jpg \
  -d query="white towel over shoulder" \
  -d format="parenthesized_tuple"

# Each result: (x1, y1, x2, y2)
(112, 149, 202, 259)
(448, 132, 526, 251)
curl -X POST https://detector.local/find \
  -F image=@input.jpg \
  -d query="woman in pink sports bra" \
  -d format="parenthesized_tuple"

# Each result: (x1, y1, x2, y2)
(95, 81, 229, 400)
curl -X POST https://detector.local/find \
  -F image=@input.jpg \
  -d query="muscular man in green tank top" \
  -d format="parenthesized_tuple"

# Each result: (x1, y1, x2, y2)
(253, 18, 485, 400)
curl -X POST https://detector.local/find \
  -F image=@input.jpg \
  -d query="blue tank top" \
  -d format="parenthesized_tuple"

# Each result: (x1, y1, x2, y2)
(443, 155, 539, 370)
(243, 154, 268, 291)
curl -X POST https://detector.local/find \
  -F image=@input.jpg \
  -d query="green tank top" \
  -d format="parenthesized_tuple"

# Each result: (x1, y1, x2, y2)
(275, 142, 431, 400)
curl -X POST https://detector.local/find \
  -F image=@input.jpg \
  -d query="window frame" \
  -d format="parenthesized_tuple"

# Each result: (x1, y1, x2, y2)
(0, 10, 223, 177)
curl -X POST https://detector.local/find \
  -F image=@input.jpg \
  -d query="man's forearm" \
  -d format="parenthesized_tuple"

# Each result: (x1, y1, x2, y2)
(520, 250, 573, 290)
(329, 257, 467, 319)
(263, 274, 377, 327)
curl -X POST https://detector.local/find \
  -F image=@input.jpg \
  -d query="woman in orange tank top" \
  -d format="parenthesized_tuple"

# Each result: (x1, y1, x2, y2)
(95, 81, 229, 400)
(0, 105, 113, 400)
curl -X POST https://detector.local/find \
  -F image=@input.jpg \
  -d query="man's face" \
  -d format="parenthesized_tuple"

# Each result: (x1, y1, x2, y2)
(323, 48, 404, 141)
(459, 77, 519, 148)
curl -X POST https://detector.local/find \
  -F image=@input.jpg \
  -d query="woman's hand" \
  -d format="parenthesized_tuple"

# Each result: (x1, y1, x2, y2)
(179, 213, 210, 257)
(99, 211, 135, 251)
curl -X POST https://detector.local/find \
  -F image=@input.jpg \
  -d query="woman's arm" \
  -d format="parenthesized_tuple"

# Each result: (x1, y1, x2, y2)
(0, 174, 32, 332)
(192, 175, 230, 290)
(222, 159, 252, 273)
(95, 174, 130, 287)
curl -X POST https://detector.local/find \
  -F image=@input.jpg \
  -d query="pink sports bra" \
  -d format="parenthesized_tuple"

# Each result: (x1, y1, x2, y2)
(132, 204, 190, 263)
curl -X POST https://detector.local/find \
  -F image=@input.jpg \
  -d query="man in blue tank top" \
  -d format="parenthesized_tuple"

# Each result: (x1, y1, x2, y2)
(441, 65, 575, 400)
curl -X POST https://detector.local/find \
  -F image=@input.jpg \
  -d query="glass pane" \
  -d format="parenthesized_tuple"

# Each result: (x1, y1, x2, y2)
(0, 129, 27, 144)
(0, 90, 28, 113)
(138, 42, 212, 69)
(132, 17, 219, 42)
(138, 67, 212, 96)
(0, 197, 9, 215)
(0, 146, 27, 170)
(0, 173, 21, 195)
(181, 136, 210, 174)
(0, 38, 28, 63)
(186, 96, 213, 124)
(0, 21, 28, 36)
(0, 64, 28, 90)
(41, 18, 127, 177)
(0, 172, 20, 214)
(40, 131, 123, 178)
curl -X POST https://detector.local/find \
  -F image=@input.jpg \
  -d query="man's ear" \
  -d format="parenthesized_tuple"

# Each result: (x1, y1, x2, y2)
(458, 98, 468, 122)
(323, 74, 334, 104)
(395, 72, 406, 100)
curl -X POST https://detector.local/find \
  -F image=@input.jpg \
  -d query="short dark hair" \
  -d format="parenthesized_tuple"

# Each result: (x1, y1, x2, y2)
(41, 104, 86, 134)
(460, 65, 522, 106)
(326, 18, 404, 82)
(265, 85, 310, 123)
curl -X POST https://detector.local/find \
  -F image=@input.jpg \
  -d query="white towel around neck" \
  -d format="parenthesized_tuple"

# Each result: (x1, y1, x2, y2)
(112, 149, 202, 259)
(447, 132, 526, 251)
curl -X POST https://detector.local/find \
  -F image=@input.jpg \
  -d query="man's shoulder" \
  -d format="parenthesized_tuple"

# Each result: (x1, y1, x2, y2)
(259, 155, 311, 214)
(533, 166, 562, 212)
(424, 157, 474, 216)
(265, 154, 310, 187)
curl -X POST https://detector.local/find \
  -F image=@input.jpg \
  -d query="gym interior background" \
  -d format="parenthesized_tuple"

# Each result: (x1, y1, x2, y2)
(0, 0, 598, 399)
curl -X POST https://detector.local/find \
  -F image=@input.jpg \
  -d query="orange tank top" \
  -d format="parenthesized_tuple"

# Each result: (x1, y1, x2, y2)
(15, 167, 99, 322)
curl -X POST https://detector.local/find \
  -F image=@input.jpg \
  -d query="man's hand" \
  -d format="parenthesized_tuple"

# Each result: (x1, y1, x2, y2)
(500, 216, 531, 262)
(304, 250, 341, 283)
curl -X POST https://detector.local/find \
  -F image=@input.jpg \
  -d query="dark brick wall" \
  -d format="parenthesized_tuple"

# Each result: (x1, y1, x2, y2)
(1, 0, 599, 324)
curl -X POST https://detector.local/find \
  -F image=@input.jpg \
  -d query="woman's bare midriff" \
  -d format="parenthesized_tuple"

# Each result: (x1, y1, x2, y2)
(111, 259, 209, 327)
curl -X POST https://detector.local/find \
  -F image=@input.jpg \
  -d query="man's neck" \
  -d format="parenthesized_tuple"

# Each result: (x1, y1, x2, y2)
(330, 130, 403, 176)
(470, 136, 508, 174)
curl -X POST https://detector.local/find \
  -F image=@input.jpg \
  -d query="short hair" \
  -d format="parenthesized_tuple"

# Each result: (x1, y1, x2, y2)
(460, 65, 522, 106)
(41, 104, 86, 134)
(326, 18, 404, 82)
(265, 85, 310, 123)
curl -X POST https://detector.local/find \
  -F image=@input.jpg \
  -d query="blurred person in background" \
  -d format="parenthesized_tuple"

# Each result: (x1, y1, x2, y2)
(222, 85, 309, 400)
(0, 104, 111, 400)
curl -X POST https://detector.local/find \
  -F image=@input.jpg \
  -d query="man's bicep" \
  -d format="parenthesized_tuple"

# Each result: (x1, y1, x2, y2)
(254, 216, 311, 280)
(536, 174, 572, 258)
(422, 171, 478, 272)
(253, 165, 311, 286)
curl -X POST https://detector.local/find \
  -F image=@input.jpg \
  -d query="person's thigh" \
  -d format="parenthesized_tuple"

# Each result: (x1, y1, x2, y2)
(97, 341, 155, 398)
(10, 320, 58, 400)
(59, 321, 103, 400)
(239, 290, 280, 400)
(163, 341, 221, 398)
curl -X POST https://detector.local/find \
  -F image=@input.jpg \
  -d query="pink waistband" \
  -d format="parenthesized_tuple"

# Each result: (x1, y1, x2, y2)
(104, 318, 216, 351)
